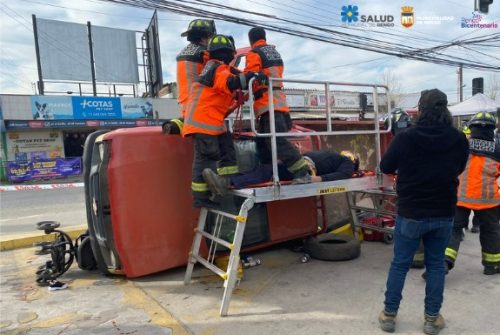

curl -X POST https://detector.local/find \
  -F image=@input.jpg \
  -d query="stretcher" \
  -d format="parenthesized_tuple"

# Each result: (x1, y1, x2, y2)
(184, 78, 395, 316)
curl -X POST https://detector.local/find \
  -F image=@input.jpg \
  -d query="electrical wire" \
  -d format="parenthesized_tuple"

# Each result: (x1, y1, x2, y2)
(96, 0, 500, 71)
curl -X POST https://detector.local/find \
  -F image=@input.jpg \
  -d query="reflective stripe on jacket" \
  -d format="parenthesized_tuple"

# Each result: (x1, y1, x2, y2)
(182, 60, 235, 136)
(457, 154, 500, 210)
(245, 39, 289, 118)
(176, 43, 207, 118)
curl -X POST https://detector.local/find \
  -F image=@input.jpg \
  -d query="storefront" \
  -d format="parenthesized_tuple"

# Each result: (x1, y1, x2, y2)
(0, 94, 178, 181)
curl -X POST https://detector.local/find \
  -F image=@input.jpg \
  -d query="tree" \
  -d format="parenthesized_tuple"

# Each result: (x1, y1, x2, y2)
(382, 69, 402, 107)
(485, 74, 500, 101)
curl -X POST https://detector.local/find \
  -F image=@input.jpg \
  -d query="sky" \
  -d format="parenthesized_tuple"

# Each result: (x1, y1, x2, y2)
(0, 0, 499, 103)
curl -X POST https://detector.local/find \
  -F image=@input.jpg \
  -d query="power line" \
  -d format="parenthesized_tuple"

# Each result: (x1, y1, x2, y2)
(97, 0, 499, 71)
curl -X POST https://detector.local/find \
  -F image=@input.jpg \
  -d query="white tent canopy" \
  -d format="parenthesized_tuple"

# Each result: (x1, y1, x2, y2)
(449, 93, 500, 116)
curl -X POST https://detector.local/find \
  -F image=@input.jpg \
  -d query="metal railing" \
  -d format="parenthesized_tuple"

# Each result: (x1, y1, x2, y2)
(247, 77, 392, 186)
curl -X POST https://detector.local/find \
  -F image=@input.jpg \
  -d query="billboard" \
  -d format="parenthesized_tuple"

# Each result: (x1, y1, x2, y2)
(36, 18, 92, 81)
(93, 26, 139, 83)
(35, 17, 139, 84)
(145, 11, 163, 97)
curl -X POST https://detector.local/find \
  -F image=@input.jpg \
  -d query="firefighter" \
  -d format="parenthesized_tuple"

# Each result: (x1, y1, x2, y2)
(445, 112, 500, 275)
(244, 27, 311, 184)
(163, 19, 216, 135)
(182, 34, 266, 208)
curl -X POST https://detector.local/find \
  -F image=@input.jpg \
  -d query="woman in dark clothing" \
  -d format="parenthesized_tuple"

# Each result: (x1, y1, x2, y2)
(378, 89, 469, 335)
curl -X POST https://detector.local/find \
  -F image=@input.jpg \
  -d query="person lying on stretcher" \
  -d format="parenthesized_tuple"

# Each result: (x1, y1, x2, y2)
(203, 149, 359, 196)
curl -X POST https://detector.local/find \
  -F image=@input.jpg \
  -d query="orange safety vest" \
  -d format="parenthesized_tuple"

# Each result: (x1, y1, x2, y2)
(457, 154, 500, 210)
(176, 43, 208, 118)
(245, 39, 289, 118)
(182, 60, 235, 137)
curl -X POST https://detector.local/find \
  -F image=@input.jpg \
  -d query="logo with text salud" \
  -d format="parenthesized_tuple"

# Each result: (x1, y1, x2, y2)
(341, 5, 394, 27)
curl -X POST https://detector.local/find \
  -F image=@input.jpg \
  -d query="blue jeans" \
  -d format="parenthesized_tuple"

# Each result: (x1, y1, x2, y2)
(384, 215, 453, 317)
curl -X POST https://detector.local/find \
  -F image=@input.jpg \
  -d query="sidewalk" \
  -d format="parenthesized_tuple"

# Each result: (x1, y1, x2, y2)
(1, 231, 499, 335)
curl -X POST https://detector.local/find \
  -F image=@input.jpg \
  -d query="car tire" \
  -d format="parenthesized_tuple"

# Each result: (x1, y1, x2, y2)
(303, 233, 361, 261)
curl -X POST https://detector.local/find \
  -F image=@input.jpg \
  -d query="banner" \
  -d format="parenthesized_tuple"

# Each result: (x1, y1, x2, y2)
(32, 96, 73, 120)
(120, 98, 154, 119)
(6, 157, 82, 182)
(6, 130, 64, 161)
(72, 96, 121, 119)
(5, 119, 165, 129)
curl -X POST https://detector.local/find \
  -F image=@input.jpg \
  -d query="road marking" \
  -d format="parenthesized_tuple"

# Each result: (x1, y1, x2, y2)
(0, 214, 45, 222)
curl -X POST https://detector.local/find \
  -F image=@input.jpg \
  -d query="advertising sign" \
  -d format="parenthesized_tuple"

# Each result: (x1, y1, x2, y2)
(31, 96, 73, 120)
(120, 98, 154, 119)
(6, 157, 82, 182)
(72, 96, 121, 119)
(6, 130, 64, 161)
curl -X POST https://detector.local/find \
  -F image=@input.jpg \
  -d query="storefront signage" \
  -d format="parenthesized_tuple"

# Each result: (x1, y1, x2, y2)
(6, 157, 82, 182)
(72, 96, 121, 119)
(6, 130, 64, 161)
(5, 119, 164, 129)
(31, 96, 73, 120)
(29, 96, 156, 120)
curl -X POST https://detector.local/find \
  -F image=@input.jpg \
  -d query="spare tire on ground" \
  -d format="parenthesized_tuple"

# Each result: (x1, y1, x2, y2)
(304, 233, 361, 261)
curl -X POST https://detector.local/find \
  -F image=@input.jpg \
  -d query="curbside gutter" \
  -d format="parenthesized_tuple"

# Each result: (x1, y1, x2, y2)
(0, 225, 87, 251)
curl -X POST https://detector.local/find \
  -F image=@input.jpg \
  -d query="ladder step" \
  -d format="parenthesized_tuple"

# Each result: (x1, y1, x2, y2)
(197, 230, 233, 249)
(193, 254, 227, 279)
(206, 208, 244, 222)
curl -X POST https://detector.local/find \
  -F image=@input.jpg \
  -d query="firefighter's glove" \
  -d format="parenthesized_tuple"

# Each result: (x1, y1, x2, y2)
(162, 119, 182, 135)
(254, 72, 268, 86)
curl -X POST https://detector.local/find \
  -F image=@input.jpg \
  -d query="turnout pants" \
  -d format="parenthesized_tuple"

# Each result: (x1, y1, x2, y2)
(191, 133, 238, 203)
(445, 205, 500, 269)
(257, 112, 308, 177)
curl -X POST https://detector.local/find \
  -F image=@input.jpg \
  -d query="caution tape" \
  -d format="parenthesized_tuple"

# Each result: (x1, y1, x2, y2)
(0, 182, 84, 192)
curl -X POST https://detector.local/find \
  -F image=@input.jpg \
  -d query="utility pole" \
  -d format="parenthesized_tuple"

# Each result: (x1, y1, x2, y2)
(457, 64, 463, 102)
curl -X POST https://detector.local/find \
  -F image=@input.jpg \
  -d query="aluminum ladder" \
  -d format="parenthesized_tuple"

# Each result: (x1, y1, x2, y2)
(184, 197, 255, 316)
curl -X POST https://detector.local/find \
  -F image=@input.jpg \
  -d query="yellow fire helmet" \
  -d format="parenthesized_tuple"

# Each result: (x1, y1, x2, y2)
(340, 150, 360, 171)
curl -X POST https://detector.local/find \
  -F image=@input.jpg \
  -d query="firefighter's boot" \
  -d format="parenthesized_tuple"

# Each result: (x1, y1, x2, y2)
(202, 168, 230, 196)
(378, 310, 396, 333)
(423, 314, 445, 335)
(484, 265, 500, 275)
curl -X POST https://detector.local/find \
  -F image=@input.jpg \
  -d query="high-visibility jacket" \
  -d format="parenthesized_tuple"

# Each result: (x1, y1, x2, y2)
(457, 153, 500, 210)
(182, 60, 235, 137)
(176, 43, 208, 118)
(245, 39, 289, 118)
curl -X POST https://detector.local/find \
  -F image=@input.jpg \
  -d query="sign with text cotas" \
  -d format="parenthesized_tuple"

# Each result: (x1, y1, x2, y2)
(72, 96, 121, 119)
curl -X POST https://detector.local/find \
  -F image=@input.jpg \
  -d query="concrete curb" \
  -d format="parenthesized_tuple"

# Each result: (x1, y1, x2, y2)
(0, 225, 87, 251)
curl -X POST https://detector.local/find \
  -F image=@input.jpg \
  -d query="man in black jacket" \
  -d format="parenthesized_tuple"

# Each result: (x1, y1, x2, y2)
(378, 89, 469, 335)
(202, 150, 357, 194)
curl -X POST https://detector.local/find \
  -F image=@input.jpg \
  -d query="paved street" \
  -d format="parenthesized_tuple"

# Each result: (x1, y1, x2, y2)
(1, 230, 499, 335)
(0, 188, 86, 235)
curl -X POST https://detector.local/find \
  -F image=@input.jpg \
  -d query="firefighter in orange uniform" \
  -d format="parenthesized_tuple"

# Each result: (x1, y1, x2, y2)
(164, 19, 216, 134)
(445, 112, 500, 275)
(182, 35, 267, 208)
(244, 27, 311, 183)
